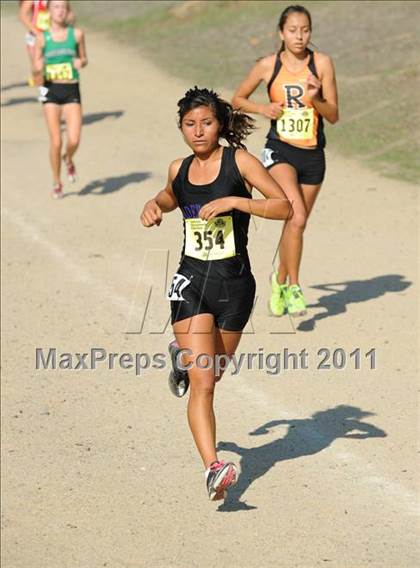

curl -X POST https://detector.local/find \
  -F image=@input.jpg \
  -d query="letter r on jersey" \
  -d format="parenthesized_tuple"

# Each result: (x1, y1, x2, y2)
(284, 85, 305, 108)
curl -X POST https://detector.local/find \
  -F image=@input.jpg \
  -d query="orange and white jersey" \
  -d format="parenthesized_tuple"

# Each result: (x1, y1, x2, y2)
(267, 49, 325, 149)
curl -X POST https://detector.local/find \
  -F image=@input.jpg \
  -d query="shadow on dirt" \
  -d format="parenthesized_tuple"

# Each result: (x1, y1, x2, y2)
(63, 172, 151, 197)
(298, 275, 411, 332)
(216, 405, 387, 512)
(82, 111, 124, 125)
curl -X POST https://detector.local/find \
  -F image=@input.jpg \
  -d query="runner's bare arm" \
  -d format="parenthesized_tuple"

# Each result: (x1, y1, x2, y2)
(140, 160, 181, 227)
(33, 33, 44, 73)
(74, 29, 88, 68)
(19, 0, 39, 35)
(231, 56, 283, 119)
(199, 151, 292, 222)
(309, 53, 339, 124)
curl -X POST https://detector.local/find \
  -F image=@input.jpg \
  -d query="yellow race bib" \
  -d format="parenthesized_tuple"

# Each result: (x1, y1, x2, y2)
(45, 62, 74, 81)
(36, 11, 50, 31)
(277, 107, 314, 141)
(185, 216, 235, 261)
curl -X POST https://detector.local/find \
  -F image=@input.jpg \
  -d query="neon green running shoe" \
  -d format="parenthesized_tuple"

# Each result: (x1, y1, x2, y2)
(268, 272, 288, 317)
(285, 284, 307, 317)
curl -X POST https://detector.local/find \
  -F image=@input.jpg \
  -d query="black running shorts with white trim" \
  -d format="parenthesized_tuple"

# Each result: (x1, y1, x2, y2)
(41, 81, 81, 105)
(170, 262, 256, 332)
(261, 138, 325, 185)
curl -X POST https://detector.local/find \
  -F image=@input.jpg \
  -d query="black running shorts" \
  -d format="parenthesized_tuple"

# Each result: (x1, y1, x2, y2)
(261, 138, 325, 185)
(169, 267, 256, 332)
(41, 81, 81, 105)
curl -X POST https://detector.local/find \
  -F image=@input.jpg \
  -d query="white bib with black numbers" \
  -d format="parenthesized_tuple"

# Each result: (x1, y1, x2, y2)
(277, 107, 314, 141)
(167, 273, 191, 301)
(184, 216, 236, 261)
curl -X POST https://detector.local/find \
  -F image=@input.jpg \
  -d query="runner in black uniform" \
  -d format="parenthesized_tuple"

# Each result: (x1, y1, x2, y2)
(140, 87, 291, 501)
(170, 146, 256, 328)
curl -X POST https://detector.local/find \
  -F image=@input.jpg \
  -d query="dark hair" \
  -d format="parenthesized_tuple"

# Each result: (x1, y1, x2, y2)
(177, 87, 255, 150)
(278, 5, 312, 52)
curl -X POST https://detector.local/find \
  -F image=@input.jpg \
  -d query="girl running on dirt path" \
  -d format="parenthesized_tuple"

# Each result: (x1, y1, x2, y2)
(34, 0, 86, 198)
(19, 0, 74, 88)
(232, 4, 338, 318)
(140, 87, 291, 501)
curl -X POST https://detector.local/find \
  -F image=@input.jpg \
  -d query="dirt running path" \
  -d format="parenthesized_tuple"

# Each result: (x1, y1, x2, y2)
(1, 15, 418, 568)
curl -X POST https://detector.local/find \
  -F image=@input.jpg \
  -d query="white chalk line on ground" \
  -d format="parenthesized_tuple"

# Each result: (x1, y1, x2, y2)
(2, 206, 132, 314)
(3, 205, 178, 336)
(2, 206, 169, 335)
(3, 206, 418, 518)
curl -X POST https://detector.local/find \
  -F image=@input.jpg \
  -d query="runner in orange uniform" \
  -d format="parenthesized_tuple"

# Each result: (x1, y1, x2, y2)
(232, 4, 338, 318)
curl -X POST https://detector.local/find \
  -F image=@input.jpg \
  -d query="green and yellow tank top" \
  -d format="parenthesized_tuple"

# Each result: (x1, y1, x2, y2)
(43, 26, 79, 82)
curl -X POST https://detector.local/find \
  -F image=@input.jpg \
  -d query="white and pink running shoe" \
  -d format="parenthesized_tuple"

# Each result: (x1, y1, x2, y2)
(205, 460, 237, 501)
(63, 155, 77, 183)
(52, 183, 64, 199)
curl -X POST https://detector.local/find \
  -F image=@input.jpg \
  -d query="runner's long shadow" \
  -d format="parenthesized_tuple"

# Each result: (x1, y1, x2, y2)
(1, 96, 37, 107)
(63, 172, 151, 197)
(1, 81, 28, 92)
(298, 274, 411, 332)
(216, 405, 386, 512)
(82, 111, 124, 125)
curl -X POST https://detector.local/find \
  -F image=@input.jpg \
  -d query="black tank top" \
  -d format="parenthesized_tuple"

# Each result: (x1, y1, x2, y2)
(172, 146, 253, 279)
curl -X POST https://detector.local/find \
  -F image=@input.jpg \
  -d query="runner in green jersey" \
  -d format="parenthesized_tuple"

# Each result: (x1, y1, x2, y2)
(34, 0, 87, 198)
